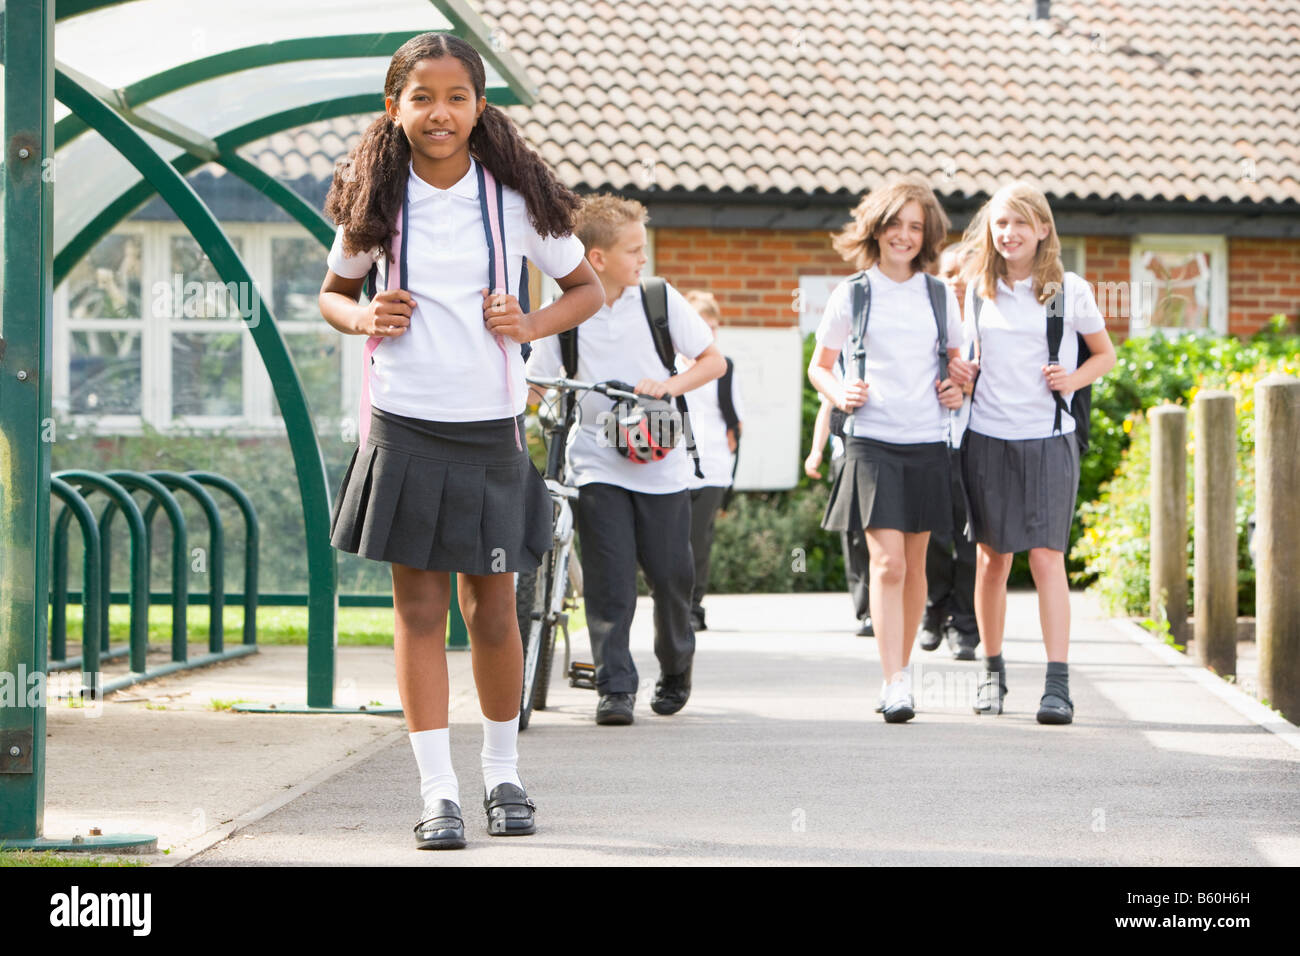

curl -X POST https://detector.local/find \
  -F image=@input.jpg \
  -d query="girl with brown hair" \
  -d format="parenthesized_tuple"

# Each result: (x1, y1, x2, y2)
(808, 175, 972, 723)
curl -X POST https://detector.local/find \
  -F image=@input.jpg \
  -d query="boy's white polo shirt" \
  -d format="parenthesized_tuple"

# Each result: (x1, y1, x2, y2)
(963, 271, 1105, 441)
(527, 281, 714, 494)
(327, 158, 586, 422)
(815, 265, 963, 445)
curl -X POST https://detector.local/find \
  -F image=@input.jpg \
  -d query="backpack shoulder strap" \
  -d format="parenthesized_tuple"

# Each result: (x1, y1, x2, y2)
(718, 357, 740, 433)
(639, 276, 674, 373)
(640, 276, 703, 478)
(847, 270, 871, 380)
(559, 328, 578, 379)
(1044, 285, 1069, 435)
(924, 273, 949, 381)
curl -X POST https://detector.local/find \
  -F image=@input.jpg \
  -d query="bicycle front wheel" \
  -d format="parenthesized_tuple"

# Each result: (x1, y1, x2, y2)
(516, 555, 555, 731)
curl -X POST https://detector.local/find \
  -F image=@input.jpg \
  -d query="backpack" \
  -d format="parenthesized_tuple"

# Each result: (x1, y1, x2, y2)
(970, 280, 1093, 453)
(717, 356, 742, 507)
(828, 270, 952, 442)
(558, 277, 704, 478)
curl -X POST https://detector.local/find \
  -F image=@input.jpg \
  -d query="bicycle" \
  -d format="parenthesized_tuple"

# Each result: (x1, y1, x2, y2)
(515, 375, 647, 730)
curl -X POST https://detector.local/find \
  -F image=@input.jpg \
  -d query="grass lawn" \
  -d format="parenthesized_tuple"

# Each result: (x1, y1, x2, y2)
(0, 849, 148, 867)
(53, 599, 587, 648)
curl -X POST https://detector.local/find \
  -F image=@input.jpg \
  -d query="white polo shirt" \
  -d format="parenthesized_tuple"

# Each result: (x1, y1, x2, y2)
(526, 281, 714, 494)
(815, 266, 962, 445)
(677, 356, 745, 489)
(327, 158, 586, 422)
(963, 271, 1105, 441)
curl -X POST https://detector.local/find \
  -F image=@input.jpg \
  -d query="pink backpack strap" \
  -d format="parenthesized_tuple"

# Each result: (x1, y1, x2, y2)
(357, 199, 406, 448)
(478, 164, 522, 451)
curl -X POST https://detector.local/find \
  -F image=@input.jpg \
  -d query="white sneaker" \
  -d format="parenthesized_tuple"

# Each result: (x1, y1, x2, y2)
(875, 681, 887, 713)
(882, 680, 915, 724)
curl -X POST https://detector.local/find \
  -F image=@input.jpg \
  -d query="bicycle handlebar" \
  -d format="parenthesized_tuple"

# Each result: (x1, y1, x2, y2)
(526, 375, 643, 404)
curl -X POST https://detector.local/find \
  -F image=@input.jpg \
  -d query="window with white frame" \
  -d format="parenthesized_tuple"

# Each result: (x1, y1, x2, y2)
(56, 222, 355, 433)
(1129, 235, 1227, 335)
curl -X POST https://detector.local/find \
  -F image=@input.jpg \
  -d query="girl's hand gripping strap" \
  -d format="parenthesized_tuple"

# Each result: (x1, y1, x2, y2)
(477, 163, 523, 451)
(358, 194, 409, 449)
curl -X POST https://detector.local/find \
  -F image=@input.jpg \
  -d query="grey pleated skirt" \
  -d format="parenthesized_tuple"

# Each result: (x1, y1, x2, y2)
(961, 430, 1079, 554)
(822, 436, 953, 534)
(330, 408, 553, 575)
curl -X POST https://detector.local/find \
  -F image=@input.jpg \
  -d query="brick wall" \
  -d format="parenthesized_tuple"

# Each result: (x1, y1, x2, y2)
(653, 227, 1300, 338)
(1228, 237, 1300, 336)
(1083, 236, 1134, 338)
(654, 227, 845, 326)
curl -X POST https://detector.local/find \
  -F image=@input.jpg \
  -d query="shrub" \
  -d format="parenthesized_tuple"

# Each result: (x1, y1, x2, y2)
(1072, 318, 1299, 616)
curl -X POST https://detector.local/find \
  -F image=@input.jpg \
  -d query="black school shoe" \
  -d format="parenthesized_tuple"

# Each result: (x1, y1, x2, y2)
(484, 783, 537, 836)
(595, 692, 636, 725)
(650, 667, 692, 715)
(690, 607, 707, 632)
(946, 629, 980, 661)
(1036, 693, 1075, 725)
(918, 618, 944, 651)
(414, 799, 467, 850)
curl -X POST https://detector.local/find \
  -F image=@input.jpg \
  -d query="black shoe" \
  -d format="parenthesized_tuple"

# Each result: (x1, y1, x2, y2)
(947, 630, 979, 661)
(1036, 693, 1074, 725)
(856, 617, 874, 637)
(414, 799, 466, 850)
(690, 608, 707, 632)
(483, 783, 537, 836)
(650, 667, 691, 716)
(595, 692, 635, 725)
(918, 623, 944, 652)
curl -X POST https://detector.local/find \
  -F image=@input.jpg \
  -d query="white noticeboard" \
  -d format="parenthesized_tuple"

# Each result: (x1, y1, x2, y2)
(713, 326, 806, 492)
(797, 275, 849, 336)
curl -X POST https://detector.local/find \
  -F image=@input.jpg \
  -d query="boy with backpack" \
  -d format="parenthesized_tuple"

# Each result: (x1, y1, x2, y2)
(525, 194, 726, 725)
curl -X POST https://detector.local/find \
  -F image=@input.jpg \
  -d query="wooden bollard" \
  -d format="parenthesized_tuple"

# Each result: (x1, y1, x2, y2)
(1194, 391, 1237, 675)
(1149, 405, 1188, 645)
(1255, 375, 1300, 720)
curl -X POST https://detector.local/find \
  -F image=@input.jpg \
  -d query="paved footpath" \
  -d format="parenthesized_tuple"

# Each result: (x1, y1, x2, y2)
(187, 591, 1300, 866)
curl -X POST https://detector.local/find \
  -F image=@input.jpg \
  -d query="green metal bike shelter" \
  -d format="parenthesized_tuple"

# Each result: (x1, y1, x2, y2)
(1, 0, 536, 844)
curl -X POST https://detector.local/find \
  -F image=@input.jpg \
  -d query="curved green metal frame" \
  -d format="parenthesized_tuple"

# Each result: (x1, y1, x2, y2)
(55, 470, 150, 673)
(56, 68, 339, 704)
(148, 471, 224, 653)
(55, 92, 377, 284)
(188, 471, 260, 647)
(110, 470, 188, 661)
(49, 479, 102, 680)
(54, 32, 433, 148)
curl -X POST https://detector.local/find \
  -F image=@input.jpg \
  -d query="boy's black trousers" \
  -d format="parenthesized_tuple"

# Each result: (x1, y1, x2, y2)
(575, 482, 696, 695)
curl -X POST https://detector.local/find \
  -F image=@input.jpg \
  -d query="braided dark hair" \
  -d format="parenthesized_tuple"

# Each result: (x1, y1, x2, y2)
(325, 32, 580, 258)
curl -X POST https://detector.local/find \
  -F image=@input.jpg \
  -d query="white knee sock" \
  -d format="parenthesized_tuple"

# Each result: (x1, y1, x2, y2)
(409, 728, 459, 806)
(481, 714, 524, 793)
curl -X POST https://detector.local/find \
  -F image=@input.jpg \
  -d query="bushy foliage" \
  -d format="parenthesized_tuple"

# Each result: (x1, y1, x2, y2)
(1072, 317, 1299, 614)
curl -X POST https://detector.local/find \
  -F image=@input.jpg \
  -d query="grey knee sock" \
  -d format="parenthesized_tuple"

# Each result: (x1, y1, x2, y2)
(984, 653, 1006, 692)
(1044, 661, 1071, 702)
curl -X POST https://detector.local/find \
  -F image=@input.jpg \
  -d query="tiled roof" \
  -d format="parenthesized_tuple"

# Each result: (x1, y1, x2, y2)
(474, 0, 1300, 205)
(234, 1, 1300, 207)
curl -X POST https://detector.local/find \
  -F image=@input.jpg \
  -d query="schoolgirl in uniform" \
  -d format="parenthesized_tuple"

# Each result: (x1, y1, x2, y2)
(959, 181, 1115, 724)
(808, 175, 971, 723)
(318, 33, 602, 848)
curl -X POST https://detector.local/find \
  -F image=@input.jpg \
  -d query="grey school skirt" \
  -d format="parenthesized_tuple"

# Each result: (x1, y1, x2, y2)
(330, 408, 553, 575)
(961, 430, 1079, 554)
(822, 436, 953, 535)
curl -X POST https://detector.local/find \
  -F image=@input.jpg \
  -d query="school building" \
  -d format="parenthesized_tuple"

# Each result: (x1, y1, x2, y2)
(58, 0, 1300, 436)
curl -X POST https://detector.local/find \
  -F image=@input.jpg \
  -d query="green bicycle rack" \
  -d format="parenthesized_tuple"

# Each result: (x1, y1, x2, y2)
(50, 469, 259, 696)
